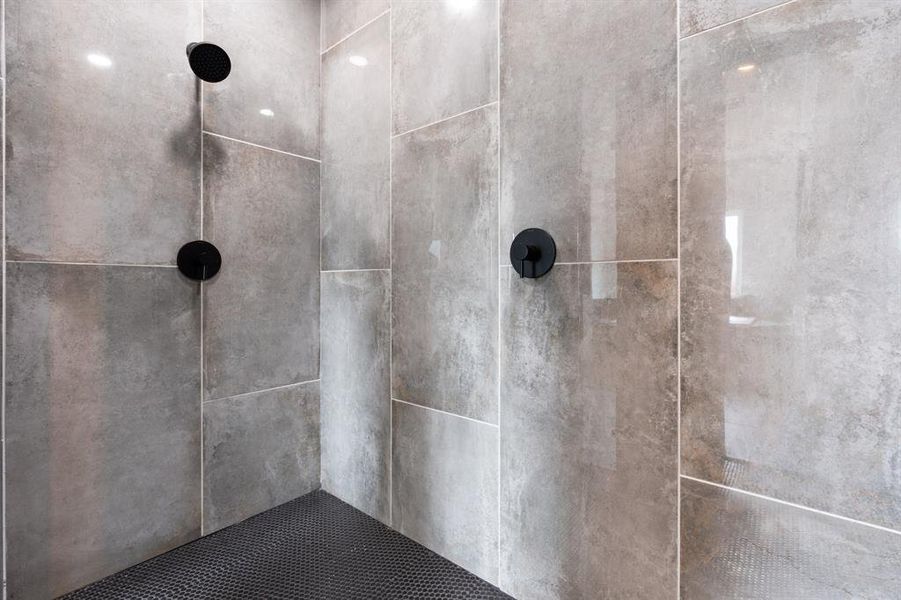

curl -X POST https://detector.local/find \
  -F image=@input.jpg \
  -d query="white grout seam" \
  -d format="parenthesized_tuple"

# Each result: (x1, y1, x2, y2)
(495, 0, 503, 587)
(392, 398, 499, 430)
(681, 475, 901, 538)
(199, 0, 206, 536)
(202, 131, 321, 163)
(321, 268, 390, 274)
(203, 379, 321, 405)
(7, 260, 178, 268)
(680, 0, 798, 40)
(675, 0, 682, 594)
(392, 101, 498, 139)
(388, 3, 395, 529)
(1, 1, 8, 591)
(321, 9, 391, 55)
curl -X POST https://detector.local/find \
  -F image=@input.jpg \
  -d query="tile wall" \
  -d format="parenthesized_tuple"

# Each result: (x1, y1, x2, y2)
(322, 0, 901, 598)
(3, 0, 321, 596)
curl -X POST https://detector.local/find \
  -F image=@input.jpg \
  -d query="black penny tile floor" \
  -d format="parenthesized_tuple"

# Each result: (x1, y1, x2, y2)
(62, 489, 512, 600)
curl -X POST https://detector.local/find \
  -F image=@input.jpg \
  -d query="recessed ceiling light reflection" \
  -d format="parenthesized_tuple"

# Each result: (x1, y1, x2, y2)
(737, 64, 756, 72)
(349, 55, 368, 67)
(259, 108, 275, 117)
(87, 53, 113, 68)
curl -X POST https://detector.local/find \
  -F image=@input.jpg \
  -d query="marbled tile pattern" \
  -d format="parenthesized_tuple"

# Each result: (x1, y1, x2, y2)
(203, 135, 319, 400)
(500, 262, 679, 600)
(392, 106, 498, 423)
(321, 271, 391, 523)
(321, 0, 388, 51)
(500, 0, 676, 263)
(5, 263, 201, 599)
(203, 382, 320, 533)
(392, 400, 499, 584)
(681, 478, 901, 599)
(391, 0, 498, 134)
(680, 0, 787, 37)
(680, 0, 901, 530)
(6, 0, 200, 264)
(321, 14, 390, 271)
(204, 0, 319, 157)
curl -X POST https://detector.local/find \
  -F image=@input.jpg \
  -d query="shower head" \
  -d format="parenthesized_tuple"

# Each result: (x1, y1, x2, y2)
(186, 42, 231, 83)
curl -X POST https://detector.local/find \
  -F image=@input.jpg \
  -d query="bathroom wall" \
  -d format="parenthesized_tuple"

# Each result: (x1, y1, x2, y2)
(323, 0, 901, 598)
(679, 0, 901, 595)
(319, 0, 679, 595)
(3, 0, 321, 597)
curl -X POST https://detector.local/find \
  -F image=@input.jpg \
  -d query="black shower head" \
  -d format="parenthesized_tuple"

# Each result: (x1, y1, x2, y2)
(186, 42, 231, 83)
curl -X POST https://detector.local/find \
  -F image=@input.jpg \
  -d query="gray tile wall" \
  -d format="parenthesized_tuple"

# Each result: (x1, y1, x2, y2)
(500, 262, 679, 599)
(318, 0, 392, 527)
(6, 0, 201, 265)
(321, 0, 388, 52)
(681, 478, 901, 598)
(199, 0, 322, 539)
(204, 0, 320, 158)
(679, 0, 901, 597)
(321, 12, 390, 271)
(203, 382, 320, 533)
(392, 400, 499, 584)
(500, 0, 677, 264)
(6, 263, 201, 599)
(202, 135, 320, 401)
(321, 270, 391, 523)
(4, 0, 322, 596)
(392, 105, 499, 424)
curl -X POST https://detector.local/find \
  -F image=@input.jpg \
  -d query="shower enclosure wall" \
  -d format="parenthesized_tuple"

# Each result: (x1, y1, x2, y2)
(3, 0, 901, 599)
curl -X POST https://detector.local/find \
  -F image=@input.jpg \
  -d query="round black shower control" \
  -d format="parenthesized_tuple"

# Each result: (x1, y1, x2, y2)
(177, 240, 221, 281)
(510, 228, 556, 279)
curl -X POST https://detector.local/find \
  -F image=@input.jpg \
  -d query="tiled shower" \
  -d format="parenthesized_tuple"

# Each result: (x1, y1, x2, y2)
(2, 0, 900, 599)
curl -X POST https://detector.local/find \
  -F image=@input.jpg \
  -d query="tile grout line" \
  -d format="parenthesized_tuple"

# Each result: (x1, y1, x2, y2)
(392, 398, 499, 430)
(6, 260, 178, 268)
(681, 475, 901, 538)
(199, 0, 205, 537)
(202, 131, 321, 163)
(680, 0, 797, 40)
(203, 379, 321, 406)
(321, 268, 390, 273)
(498, 258, 678, 268)
(495, 0, 502, 588)
(392, 101, 498, 139)
(388, 3, 394, 529)
(320, 8, 390, 55)
(2, 0, 7, 592)
(675, 0, 682, 595)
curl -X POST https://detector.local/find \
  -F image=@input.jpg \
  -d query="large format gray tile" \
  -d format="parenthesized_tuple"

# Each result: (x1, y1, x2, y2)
(321, 14, 390, 270)
(681, 478, 901, 599)
(392, 106, 498, 423)
(203, 135, 319, 400)
(391, 0, 498, 135)
(5, 263, 201, 599)
(680, 0, 787, 37)
(680, 0, 901, 530)
(204, 0, 319, 157)
(500, 262, 678, 600)
(392, 400, 499, 583)
(321, 0, 388, 51)
(6, 0, 200, 264)
(321, 270, 391, 523)
(203, 381, 320, 533)
(500, 0, 676, 263)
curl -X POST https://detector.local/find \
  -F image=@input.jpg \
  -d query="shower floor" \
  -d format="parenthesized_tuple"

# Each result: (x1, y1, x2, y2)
(63, 489, 511, 599)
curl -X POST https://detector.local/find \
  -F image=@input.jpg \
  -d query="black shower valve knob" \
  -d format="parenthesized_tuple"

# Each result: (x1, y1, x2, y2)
(510, 228, 556, 279)
(177, 240, 222, 281)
